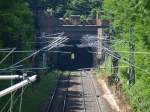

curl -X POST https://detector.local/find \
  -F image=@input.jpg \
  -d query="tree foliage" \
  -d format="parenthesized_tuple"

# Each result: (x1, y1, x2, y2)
(102, 0, 150, 111)
(0, 0, 34, 49)
(45, 0, 102, 18)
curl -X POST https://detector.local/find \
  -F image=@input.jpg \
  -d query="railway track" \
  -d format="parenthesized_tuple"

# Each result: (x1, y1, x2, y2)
(64, 72, 83, 112)
(80, 70, 103, 112)
(80, 71, 87, 112)
(46, 71, 104, 112)
(46, 72, 71, 112)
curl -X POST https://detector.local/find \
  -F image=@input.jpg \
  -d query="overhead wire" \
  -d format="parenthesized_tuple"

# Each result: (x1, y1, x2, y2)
(0, 48, 14, 51)
(0, 48, 16, 65)
(1, 36, 68, 71)
(18, 87, 24, 112)
(0, 90, 17, 112)
(103, 46, 150, 75)
(108, 50, 150, 55)
(81, 38, 150, 55)
(6, 86, 28, 112)
(1, 32, 68, 112)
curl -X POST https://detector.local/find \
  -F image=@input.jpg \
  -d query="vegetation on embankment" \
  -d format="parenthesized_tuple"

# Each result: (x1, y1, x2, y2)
(14, 71, 59, 112)
(102, 0, 150, 112)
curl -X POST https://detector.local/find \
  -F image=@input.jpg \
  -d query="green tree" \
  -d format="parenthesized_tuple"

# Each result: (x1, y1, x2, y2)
(0, 0, 34, 49)
(102, 0, 150, 111)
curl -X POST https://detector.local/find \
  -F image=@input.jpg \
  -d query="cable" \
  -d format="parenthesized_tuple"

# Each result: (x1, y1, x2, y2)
(47, 37, 68, 50)
(0, 48, 14, 51)
(18, 87, 24, 112)
(10, 72, 14, 112)
(0, 38, 63, 70)
(103, 46, 150, 75)
(109, 50, 150, 55)
(18, 74, 25, 112)
(6, 86, 27, 112)
(0, 32, 68, 112)
(9, 67, 50, 71)
(0, 90, 17, 112)
(0, 51, 33, 53)
(0, 98, 11, 112)
(0, 48, 16, 65)
(1, 36, 68, 71)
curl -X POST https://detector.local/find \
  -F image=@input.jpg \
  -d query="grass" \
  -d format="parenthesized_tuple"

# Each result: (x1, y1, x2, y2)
(96, 56, 112, 77)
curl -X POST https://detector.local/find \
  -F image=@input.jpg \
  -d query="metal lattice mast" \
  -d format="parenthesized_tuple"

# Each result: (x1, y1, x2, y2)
(128, 27, 135, 86)
(10, 52, 14, 112)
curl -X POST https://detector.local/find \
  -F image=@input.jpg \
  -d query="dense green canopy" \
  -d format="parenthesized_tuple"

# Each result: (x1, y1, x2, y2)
(103, 0, 150, 48)
(103, 0, 150, 111)
(43, 0, 102, 18)
(0, 0, 34, 49)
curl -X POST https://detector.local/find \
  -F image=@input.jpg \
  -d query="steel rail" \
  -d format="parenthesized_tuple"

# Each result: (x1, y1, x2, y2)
(46, 73, 62, 112)
(87, 71, 103, 112)
(62, 72, 71, 112)
(47, 72, 70, 112)
(80, 71, 86, 112)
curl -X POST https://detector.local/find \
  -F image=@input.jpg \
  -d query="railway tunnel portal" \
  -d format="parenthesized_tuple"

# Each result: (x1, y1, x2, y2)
(36, 10, 108, 71)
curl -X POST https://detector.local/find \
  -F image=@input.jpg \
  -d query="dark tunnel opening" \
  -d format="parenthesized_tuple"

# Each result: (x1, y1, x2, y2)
(54, 35, 98, 71)
(57, 47, 96, 71)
